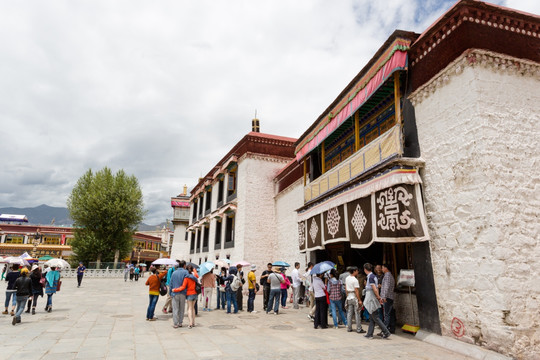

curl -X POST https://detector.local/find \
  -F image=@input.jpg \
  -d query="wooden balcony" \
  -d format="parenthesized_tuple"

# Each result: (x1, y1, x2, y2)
(304, 125, 402, 203)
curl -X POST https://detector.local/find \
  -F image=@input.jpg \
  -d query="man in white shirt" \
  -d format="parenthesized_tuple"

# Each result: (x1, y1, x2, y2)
(345, 266, 366, 333)
(303, 262, 315, 320)
(291, 262, 302, 309)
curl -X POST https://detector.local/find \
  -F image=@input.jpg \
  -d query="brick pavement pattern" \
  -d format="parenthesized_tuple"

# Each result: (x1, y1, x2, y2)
(0, 278, 473, 359)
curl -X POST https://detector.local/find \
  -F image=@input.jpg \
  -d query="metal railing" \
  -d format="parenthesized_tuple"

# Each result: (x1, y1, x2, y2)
(59, 269, 126, 278)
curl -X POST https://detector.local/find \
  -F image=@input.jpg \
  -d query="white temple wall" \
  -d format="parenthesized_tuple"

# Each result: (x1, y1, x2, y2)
(274, 178, 306, 272)
(236, 154, 291, 273)
(411, 50, 540, 359)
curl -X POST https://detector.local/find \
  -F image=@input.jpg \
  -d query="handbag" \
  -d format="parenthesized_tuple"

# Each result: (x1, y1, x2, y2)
(39, 277, 46, 287)
(56, 279, 62, 291)
(255, 283, 260, 292)
(323, 288, 330, 305)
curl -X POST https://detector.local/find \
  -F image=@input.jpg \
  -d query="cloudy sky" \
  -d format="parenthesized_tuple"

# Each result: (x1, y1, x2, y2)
(0, 0, 538, 225)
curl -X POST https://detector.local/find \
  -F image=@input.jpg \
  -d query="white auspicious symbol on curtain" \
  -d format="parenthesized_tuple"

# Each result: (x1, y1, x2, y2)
(326, 207, 341, 238)
(376, 186, 417, 231)
(309, 218, 319, 244)
(351, 204, 367, 238)
(298, 222, 305, 247)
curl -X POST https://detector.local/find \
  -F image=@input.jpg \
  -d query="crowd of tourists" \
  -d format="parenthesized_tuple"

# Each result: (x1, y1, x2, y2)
(145, 259, 396, 339)
(2, 262, 64, 326)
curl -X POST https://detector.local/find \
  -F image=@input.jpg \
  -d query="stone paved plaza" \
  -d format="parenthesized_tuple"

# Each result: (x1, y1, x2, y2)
(1, 277, 473, 360)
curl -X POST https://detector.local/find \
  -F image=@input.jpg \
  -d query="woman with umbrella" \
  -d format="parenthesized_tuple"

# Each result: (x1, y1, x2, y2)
(44, 266, 60, 312)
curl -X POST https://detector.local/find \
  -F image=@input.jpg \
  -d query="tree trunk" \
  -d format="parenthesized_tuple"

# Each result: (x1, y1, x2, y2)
(96, 253, 102, 269)
(113, 250, 119, 269)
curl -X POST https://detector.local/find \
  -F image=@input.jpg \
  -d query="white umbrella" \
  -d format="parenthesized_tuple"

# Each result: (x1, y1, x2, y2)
(3, 257, 29, 266)
(152, 258, 177, 266)
(44, 258, 70, 269)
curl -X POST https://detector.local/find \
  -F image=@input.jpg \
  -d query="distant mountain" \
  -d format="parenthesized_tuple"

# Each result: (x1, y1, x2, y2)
(0, 204, 166, 230)
(0, 204, 72, 226)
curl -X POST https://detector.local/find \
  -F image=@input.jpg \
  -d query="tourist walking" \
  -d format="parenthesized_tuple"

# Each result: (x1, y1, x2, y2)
(224, 266, 239, 314)
(304, 262, 315, 321)
(236, 264, 244, 311)
(201, 269, 216, 311)
(12, 268, 32, 325)
(145, 266, 167, 321)
(345, 266, 365, 333)
(279, 267, 290, 309)
(313, 273, 328, 329)
(44, 266, 60, 312)
(172, 264, 199, 328)
(162, 265, 175, 314)
(124, 264, 130, 281)
(291, 262, 302, 309)
(363, 263, 390, 339)
(169, 260, 196, 328)
(328, 269, 347, 329)
(380, 264, 396, 334)
(247, 265, 257, 313)
(3, 264, 20, 316)
(260, 263, 272, 311)
(216, 267, 227, 310)
(1, 264, 6, 280)
(27, 265, 43, 315)
(76, 262, 86, 287)
(134, 266, 140, 281)
(266, 268, 284, 315)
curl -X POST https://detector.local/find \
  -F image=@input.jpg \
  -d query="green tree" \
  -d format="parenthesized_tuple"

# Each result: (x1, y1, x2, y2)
(67, 167, 146, 265)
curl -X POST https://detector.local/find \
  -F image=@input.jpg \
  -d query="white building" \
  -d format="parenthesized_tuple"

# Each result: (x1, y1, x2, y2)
(183, 125, 298, 273)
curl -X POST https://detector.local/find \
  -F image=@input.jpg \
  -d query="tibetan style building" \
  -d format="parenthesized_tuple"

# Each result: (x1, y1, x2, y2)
(170, 1, 539, 358)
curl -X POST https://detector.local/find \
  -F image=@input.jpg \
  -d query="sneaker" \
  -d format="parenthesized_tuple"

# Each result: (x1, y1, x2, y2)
(162, 308, 168, 314)
(382, 333, 391, 339)
(173, 325, 179, 329)
(207, 309, 212, 312)
(347, 329, 352, 332)
(251, 310, 257, 314)
(363, 335, 374, 339)
(32, 309, 35, 315)
(282, 306, 289, 309)
(334, 326, 339, 329)
(274, 312, 278, 315)
(357, 329, 366, 334)
(148, 318, 157, 321)
(47, 308, 52, 313)
(12, 316, 16, 326)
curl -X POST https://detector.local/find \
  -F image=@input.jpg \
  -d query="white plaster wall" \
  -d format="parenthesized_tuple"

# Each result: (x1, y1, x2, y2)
(274, 178, 307, 272)
(170, 222, 189, 261)
(236, 154, 292, 273)
(412, 55, 540, 359)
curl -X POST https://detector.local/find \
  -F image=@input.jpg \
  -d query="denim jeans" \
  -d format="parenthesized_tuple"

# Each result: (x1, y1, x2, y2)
(46, 294, 53, 307)
(330, 299, 347, 327)
(383, 298, 396, 333)
(15, 295, 28, 320)
(226, 291, 238, 313)
(217, 290, 226, 309)
(346, 298, 363, 332)
(146, 294, 159, 319)
(280, 288, 288, 307)
(5, 290, 16, 308)
(367, 308, 389, 337)
(267, 289, 281, 313)
(247, 289, 255, 312)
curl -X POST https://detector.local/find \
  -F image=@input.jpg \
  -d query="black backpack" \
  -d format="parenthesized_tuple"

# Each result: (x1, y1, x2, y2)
(195, 280, 202, 295)
(157, 275, 168, 296)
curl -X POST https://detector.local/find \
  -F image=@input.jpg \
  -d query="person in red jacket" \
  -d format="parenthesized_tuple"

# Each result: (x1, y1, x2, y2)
(145, 266, 167, 321)
(172, 265, 199, 328)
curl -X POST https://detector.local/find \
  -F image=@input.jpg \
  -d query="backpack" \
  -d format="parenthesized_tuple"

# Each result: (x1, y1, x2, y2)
(195, 280, 202, 295)
(157, 275, 168, 296)
(230, 275, 242, 291)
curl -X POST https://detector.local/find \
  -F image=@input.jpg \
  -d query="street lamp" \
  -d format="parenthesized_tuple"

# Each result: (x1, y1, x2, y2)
(32, 231, 42, 258)
(136, 245, 142, 265)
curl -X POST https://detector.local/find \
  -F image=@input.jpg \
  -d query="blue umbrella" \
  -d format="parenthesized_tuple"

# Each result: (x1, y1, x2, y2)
(198, 261, 215, 277)
(311, 261, 335, 275)
(272, 261, 291, 267)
